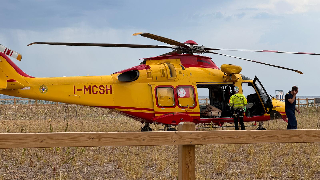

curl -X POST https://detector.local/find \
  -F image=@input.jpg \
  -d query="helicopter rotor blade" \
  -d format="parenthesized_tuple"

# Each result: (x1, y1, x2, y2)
(207, 51, 303, 74)
(158, 50, 181, 56)
(133, 32, 189, 48)
(27, 42, 173, 49)
(204, 48, 320, 55)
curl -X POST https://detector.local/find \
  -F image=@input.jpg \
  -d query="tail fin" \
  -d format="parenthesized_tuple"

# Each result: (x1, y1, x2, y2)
(0, 47, 33, 90)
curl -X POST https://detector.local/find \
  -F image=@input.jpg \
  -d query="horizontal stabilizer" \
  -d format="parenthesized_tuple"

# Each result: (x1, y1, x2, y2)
(6, 80, 24, 90)
(0, 79, 25, 90)
(0, 64, 25, 90)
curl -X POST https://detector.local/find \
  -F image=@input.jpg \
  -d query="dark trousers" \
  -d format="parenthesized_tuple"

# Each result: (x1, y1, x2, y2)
(233, 108, 245, 130)
(286, 110, 297, 129)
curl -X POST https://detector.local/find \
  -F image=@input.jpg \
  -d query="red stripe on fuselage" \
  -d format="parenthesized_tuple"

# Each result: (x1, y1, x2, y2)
(98, 106, 154, 111)
(98, 106, 155, 121)
(155, 111, 200, 114)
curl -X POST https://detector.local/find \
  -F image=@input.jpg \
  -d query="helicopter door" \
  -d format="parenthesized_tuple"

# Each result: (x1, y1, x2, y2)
(252, 76, 273, 112)
(242, 76, 273, 116)
(155, 86, 175, 107)
(152, 85, 176, 118)
(176, 86, 196, 108)
(152, 85, 197, 119)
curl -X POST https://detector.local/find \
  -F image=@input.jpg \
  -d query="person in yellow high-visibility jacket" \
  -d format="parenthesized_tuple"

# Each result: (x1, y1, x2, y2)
(229, 86, 247, 130)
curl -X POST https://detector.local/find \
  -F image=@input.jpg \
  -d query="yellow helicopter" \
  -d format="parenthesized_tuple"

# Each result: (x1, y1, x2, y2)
(0, 33, 317, 131)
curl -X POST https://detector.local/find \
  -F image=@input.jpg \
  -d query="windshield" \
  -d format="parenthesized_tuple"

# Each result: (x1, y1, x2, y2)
(253, 77, 272, 109)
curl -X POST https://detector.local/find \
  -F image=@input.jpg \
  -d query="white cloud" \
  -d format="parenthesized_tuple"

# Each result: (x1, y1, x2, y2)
(255, 0, 320, 14)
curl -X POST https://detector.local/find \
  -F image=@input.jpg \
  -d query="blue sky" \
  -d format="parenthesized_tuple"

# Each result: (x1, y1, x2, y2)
(1, 0, 320, 96)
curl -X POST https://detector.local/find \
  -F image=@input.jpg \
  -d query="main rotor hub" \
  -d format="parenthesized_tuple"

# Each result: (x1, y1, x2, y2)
(184, 40, 198, 45)
(173, 44, 206, 54)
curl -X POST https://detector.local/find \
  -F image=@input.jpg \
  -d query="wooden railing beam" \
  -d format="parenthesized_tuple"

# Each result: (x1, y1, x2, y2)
(1, 130, 320, 149)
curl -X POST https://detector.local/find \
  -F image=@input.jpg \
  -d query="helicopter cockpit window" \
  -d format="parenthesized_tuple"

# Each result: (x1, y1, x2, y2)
(253, 77, 273, 110)
(254, 80, 269, 105)
(242, 83, 257, 98)
(177, 86, 195, 108)
(156, 87, 175, 107)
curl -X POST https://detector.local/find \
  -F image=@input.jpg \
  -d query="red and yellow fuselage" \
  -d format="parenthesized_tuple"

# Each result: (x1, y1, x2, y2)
(0, 52, 286, 125)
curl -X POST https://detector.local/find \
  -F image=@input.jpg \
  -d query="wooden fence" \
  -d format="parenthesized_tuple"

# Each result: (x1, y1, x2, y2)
(2, 122, 320, 179)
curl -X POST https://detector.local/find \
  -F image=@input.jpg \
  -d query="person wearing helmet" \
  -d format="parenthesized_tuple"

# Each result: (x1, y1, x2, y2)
(229, 86, 248, 130)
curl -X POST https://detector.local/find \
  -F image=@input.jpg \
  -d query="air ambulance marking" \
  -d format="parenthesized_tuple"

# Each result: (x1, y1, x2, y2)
(39, 84, 48, 93)
(73, 85, 112, 95)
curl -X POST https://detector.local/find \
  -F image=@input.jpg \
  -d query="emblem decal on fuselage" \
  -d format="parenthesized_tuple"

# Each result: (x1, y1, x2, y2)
(178, 88, 186, 97)
(39, 84, 48, 93)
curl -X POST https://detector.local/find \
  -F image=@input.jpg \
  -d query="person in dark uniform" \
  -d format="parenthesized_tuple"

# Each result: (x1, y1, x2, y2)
(285, 86, 300, 129)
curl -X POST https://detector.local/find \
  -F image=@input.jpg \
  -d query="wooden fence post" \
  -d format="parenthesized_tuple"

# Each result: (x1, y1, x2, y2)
(297, 98, 300, 108)
(306, 98, 309, 107)
(178, 122, 195, 180)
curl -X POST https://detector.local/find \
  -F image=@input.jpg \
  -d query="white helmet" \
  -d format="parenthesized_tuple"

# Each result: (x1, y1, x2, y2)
(234, 86, 239, 93)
